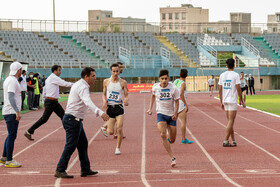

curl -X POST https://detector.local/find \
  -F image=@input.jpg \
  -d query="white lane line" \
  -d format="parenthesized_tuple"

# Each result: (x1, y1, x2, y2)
(238, 115, 280, 134)
(54, 127, 101, 187)
(185, 126, 241, 187)
(141, 95, 151, 187)
(14, 127, 63, 158)
(192, 105, 280, 163)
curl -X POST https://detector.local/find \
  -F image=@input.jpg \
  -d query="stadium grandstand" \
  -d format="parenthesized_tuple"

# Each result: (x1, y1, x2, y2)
(0, 18, 280, 93)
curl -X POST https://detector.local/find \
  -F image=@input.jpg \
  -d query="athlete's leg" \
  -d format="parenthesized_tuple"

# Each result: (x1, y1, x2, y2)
(167, 125, 177, 143)
(107, 118, 116, 135)
(157, 122, 174, 158)
(178, 110, 186, 141)
(115, 115, 124, 148)
(224, 110, 237, 141)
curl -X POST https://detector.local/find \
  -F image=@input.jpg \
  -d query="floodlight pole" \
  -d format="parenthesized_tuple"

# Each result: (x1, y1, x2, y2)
(53, 0, 55, 32)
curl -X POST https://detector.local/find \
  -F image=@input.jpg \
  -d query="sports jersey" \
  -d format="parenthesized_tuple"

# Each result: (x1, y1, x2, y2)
(240, 77, 246, 88)
(218, 71, 241, 104)
(152, 82, 180, 116)
(208, 78, 215, 86)
(107, 78, 123, 105)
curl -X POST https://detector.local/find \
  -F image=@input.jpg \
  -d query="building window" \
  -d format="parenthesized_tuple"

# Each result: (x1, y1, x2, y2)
(162, 13, 166, 20)
(96, 16, 99, 20)
(273, 27, 277, 33)
(169, 23, 173, 30)
(175, 13, 179, 20)
(182, 13, 186, 20)
(169, 13, 172, 20)
(224, 27, 228, 33)
(277, 14, 280, 22)
(175, 23, 179, 29)
(106, 14, 111, 18)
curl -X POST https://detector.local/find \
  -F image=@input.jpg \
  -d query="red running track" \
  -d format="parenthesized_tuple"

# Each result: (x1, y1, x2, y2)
(0, 91, 279, 187)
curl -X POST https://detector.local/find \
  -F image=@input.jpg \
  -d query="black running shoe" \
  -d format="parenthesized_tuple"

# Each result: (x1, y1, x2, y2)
(232, 142, 237, 147)
(223, 142, 232, 147)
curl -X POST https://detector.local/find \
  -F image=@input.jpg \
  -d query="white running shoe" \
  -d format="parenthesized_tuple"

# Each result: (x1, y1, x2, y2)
(115, 148, 121, 155)
(171, 157, 176, 167)
(100, 127, 108, 137)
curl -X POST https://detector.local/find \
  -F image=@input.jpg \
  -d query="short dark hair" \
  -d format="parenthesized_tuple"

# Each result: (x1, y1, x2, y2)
(81, 67, 95, 78)
(110, 63, 119, 70)
(51, 65, 62, 72)
(22, 70, 26, 74)
(159, 69, 169, 77)
(117, 62, 123, 65)
(33, 73, 39, 78)
(226, 58, 235, 69)
(240, 71, 244, 73)
(180, 69, 188, 78)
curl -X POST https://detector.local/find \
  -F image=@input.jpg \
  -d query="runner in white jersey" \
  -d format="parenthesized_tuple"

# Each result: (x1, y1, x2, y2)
(100, 62, 126, 139)
(208, 75, 215, 97)
(173, 69, 193, 144)
(147, 69, 179, 167)
(102, 63, 128, 155)
(218, 58, 245, 147)
(239, 72, 247, 105)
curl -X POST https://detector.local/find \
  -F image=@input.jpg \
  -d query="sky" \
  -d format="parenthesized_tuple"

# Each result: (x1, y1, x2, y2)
(0, 0, 279, 23)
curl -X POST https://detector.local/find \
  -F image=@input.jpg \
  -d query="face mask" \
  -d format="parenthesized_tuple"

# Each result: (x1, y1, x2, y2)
(30, 75, 33, 78)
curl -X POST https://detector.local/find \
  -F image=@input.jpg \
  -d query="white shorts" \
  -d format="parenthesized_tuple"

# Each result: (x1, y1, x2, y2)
(178, 100, 186, 113)
(224, 103, 237, 111)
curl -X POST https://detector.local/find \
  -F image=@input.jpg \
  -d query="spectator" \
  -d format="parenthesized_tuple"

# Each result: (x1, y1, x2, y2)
(33, 73, 40, 109)
(26, 72, 36, 110)
(248, 74, 255, 95)
(18, 70, 27, 110)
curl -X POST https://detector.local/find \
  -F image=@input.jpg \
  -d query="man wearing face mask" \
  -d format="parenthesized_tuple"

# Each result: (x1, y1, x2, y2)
(26, 72, 37, 110)
(18, 70, 27, 110)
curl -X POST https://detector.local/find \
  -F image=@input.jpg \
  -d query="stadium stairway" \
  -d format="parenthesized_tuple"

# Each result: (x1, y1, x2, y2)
(253, 37, 280, 61)
(155, 36, 195, 66)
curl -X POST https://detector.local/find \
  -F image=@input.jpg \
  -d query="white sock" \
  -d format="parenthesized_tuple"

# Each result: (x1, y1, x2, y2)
(223, 140, 229, 144)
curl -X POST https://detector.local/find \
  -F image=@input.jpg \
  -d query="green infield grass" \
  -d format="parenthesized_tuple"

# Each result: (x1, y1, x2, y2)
(0, 94, 69, 120)
(245, 94, 280, 116)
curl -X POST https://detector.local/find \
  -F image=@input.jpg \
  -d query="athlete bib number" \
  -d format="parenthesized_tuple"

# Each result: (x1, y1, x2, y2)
(108, 91, 120, 102)
(223, 80, 232, 89)
(160, 89, 172, 100)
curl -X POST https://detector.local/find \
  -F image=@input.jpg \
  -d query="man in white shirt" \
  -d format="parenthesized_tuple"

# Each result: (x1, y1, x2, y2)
(24, 65, 73, 141)
(218, 58, 246, 147)
(147, 69, 179, 167)
(208, 75, 215, 97)
(0, 61, 22, 168)
(55, 67, 109, 178)
(18, 70, 27, 110)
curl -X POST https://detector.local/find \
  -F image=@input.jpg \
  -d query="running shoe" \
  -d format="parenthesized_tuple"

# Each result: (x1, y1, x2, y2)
(232, 142, 237, 147)
(100, 127, 108, 137)
(167, 138, 171, 143)
(24, 131, 34, 141)
(181, 138, 194, 144)
(223, 142, 232, 147)
(171, 157, 176, 167)
(115, 148, 121, 155)
(5, 160, 22, 168)
(0, 157, 6, 164)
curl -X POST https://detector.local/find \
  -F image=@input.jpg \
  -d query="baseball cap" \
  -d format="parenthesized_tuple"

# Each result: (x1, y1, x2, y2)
(9, 61, 22, 76)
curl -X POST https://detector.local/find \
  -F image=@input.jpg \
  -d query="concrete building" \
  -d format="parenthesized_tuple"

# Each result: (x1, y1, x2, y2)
(0, 21, 13, 31)
(88, 10, 159, 33)
(267, 13, 280, 33)
(230, 13, 251, 33)
(160, 4, 209, 33)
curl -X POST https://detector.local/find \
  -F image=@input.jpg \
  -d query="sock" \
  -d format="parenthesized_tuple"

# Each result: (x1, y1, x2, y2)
(232, 141, 236, 144)
(223, 140, 229, 144)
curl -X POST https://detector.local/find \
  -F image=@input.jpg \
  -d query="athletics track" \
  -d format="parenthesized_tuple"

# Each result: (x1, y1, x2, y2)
(0, 91, 280, 187)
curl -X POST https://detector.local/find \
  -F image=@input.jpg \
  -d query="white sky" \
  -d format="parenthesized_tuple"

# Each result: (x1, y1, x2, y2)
(0, 0, 279, 23)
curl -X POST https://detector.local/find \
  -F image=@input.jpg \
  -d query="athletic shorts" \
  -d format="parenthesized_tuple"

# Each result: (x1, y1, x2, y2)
(157, 113, 176, 126)
(178, 100, 186, 113)
(241, 87, 246, 92)
(106, 104, 124, 118)
(224, 103, 237, 111)
(209, 85, 214, 88)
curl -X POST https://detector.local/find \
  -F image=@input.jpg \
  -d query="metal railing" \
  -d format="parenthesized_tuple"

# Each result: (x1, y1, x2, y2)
(241, 37, 260, 57)
(0, 19, 279, 34)
(197, 38, 217, 58)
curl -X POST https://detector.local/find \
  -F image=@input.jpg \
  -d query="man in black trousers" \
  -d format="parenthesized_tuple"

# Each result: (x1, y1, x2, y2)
(24, 65, 73, 141)
(248, 74, 255, 95)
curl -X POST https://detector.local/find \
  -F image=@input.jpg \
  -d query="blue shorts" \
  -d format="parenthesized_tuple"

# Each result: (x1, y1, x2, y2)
(157, 113, 177, 126)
